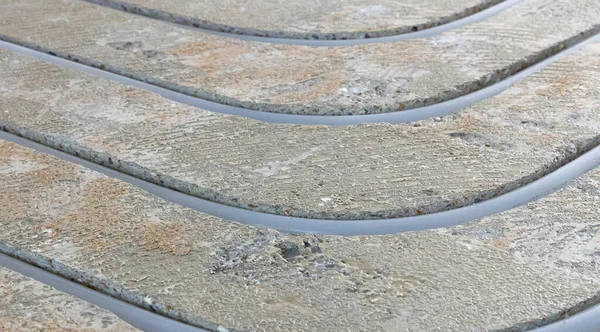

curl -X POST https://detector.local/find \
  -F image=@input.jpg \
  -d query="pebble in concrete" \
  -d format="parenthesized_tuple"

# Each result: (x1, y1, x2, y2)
(83, 0, 503, 40)
(0, 266, 138, 331)
(0, 0, 600, 115)
(1, 140, 600, 331)
(1, 40, 600, 220)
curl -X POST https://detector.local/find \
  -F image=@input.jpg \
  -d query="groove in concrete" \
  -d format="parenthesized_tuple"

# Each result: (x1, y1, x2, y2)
(1, 0, 600, 116)
(0, 252, 211, 332)
(2, 237, 600, 332)
(509, 297, 600, 332)
(0, 32, 598, 126)
(82, 0, 517, 46)
(2, 138, 600, 331)
(2, 129, 600, 235)
(3, 37, 600, 223)
(0, 263, 138, 331)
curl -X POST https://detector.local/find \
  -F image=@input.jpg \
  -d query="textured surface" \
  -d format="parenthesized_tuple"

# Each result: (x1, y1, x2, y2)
(2, 140, 600, 331)
(85, 0, 501, 39)
(0, 266, 138, 331)
(1, 0, 600, 115)
(2, 41, 600, 219)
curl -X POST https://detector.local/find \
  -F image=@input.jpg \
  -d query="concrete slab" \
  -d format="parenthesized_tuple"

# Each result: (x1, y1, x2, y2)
(0, 0, 599, 115)
(0, 266, 138, 331)
(1, 40, 600, 220)
(1, 139, 600, 331)
(83, 0, 502, 40)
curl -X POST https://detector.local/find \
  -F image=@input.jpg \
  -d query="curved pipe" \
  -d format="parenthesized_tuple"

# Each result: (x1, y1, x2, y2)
(0, 32, 598, 125)
(531, 301, 600, 332)
(82, 0, 520, 47)
(3, 129, 600, 236)
(3, 246, 600, 332)
(0, 253, 210, 332)
(2, 133, 600, 331)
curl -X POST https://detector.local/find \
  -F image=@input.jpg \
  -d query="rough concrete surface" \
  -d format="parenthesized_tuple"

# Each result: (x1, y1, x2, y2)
(0, 266, 138, 331)
(83, 0, 502, 40)
(2, 140, 600, 331)
(0, 0, 600, 115)
(2, 40, 600, 220)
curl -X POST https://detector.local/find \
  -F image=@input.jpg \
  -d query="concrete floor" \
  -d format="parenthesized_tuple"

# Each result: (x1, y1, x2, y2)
(0, 265, 137, 331)
(1, 42, 600, 221)
(1, 133, 600, 331)
(1, 0, 600, 331)
(82, 0, 502, 40)
(1, 0, 600, 115)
